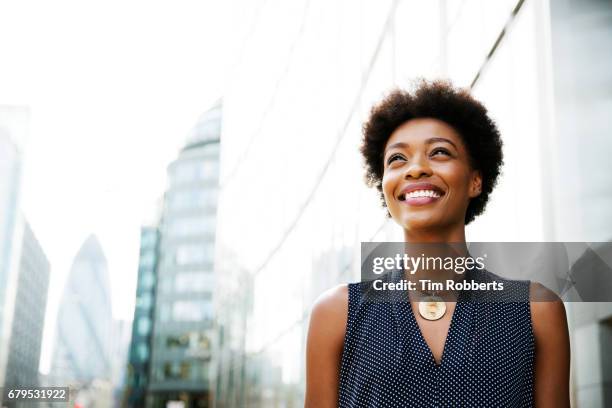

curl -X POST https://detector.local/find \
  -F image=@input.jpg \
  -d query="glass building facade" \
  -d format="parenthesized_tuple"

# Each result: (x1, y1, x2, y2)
(547, 1, 612, 406)
(50, 235, 114, 386)
(148, 101, 222, 408)
(126, 226, 160, 407)
(4, 222, 50, 390)
(0, 105, 28, 386)
(214, 0, 612, 406)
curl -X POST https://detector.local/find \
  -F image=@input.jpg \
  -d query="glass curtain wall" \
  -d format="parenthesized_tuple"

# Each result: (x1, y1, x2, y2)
(214, 0, 611, 406)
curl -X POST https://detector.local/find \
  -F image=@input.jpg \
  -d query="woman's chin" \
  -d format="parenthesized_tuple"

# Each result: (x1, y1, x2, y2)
(400, 214, 443, 234)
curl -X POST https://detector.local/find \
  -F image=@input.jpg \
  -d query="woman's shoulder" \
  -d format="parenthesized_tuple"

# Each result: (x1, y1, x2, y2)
(528, 281, 568, 338)
(308, 276, 384, 322)
(309, 284, 349, 331)
(307, 284, 349, 357)
(528, 281, 562, 302)
(311, 284, 349, 314)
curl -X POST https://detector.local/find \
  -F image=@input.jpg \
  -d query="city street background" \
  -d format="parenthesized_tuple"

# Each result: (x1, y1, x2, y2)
(1, 0, 611, 407)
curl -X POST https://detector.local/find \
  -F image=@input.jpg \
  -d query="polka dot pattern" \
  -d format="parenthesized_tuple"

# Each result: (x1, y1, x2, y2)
(338, 268, 535, 407)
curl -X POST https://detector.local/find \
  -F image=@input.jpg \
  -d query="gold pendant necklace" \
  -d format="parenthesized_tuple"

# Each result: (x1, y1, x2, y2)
(417, 293, 446, 321)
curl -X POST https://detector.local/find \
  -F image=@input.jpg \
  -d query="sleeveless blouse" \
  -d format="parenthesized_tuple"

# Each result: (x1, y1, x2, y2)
(338, 268, 535, 407)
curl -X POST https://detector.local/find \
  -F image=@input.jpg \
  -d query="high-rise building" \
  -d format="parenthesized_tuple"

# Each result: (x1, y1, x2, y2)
(4, 222, 50, 389)
(50, 235, 113, 387)
(147, 101, 222, 407)
(125, 226, 160, 408)
(0, 105, 29, 385)
(111, 318, 132, 407)
(546, 1, 612, 406)
(214, 0, 612, 406)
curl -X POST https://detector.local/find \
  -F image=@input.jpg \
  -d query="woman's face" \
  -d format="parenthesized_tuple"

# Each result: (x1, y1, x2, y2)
(382, 118, 482, 233)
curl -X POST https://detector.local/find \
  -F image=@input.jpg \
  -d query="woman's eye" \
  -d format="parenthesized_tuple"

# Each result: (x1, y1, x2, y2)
(431, 148, 451, 157)
(387, 154, 405, 165)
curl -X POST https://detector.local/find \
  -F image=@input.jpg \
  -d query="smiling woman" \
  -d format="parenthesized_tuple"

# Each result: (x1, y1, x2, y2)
(381, 118, 482, 240)
(304, 80, 570, 408)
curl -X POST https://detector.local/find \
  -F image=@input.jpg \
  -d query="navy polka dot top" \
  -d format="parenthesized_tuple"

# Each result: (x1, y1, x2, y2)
(338, 268, 535, 407)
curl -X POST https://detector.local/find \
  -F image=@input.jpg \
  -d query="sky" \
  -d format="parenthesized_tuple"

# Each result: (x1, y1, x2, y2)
(0, 0, 257, 374)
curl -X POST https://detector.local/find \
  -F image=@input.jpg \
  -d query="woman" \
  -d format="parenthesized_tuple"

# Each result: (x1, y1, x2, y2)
(305, 80, 570, 407)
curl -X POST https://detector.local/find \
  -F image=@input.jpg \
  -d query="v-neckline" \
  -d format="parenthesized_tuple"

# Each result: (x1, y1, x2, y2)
(407, 289, 465, 367)
(389, 269, 472, 369)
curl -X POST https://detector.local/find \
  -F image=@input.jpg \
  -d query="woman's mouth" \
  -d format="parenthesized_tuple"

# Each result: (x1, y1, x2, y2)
(398, 189, 443, 206)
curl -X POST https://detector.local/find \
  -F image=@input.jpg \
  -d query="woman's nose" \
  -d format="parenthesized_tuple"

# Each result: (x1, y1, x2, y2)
(403, 155, 432, 179)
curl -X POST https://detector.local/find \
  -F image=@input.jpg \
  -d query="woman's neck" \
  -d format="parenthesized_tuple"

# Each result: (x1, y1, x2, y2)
(401, 223, 469, 298)
(403, 223, 467, 244)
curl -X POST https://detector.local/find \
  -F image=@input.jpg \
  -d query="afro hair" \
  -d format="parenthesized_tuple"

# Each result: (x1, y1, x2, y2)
(360, 79, 503, 224)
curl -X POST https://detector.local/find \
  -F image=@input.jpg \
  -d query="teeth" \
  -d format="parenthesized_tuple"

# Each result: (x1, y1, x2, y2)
(405, 190, 441, 199)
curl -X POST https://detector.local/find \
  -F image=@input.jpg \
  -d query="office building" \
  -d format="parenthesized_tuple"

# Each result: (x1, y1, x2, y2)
(148, 101, 222, 407)
(0, 105, 29, 385)
(4, 222, 50, 389)
(125, 226, 160, 407)
(50, 235, 113, 386)
(547, 1, 612, 406)
(111, 318, 132, 406)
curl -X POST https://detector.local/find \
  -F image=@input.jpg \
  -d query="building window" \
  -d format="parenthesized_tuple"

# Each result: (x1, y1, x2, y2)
(175, 272, 214, 293)
(172, 300, 213, 322)
(202, 161, 219, 179)
(194, 119, 221, 142)
(163, 361, 192, 380)
(140, 231, 158, 248)
(137, 293, 152, 310)
(167, 216, 216, 238)
(167, 189, 218, 212)
(166, 331, 212, 353)
(137, 317, 151, 336)
(171, 160, 219, 185)
(166, 334, 189, 348)
(159, 304, 171, 322)
(139, 252, 156, 268)
(175, 244, 213, 266)
(139, 271, 155, 290)
(137, 343, 148, 361)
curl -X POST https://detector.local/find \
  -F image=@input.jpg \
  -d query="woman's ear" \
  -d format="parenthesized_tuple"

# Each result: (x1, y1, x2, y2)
(469, 170, 482, 198)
